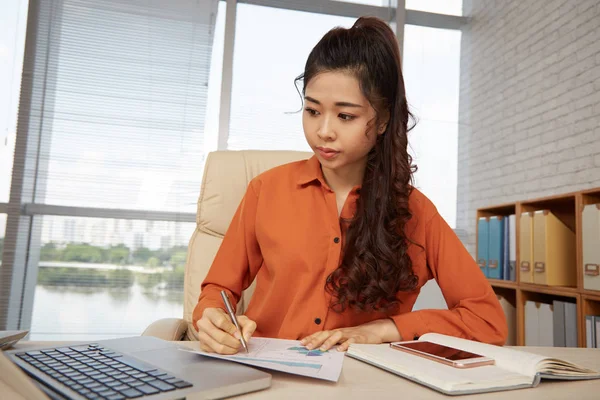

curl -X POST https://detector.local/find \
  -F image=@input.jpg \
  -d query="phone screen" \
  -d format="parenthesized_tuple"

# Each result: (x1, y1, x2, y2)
(395, 341, 485, 361)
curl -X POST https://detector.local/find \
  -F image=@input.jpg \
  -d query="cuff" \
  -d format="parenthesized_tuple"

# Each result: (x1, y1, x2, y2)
(390, 311, 429, 341)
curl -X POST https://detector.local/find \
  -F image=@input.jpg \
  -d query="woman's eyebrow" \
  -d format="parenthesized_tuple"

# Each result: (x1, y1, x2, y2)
(304, 96, 363, 108)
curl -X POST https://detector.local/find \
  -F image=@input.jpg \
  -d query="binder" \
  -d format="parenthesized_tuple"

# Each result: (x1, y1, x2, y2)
(552, 300, 566, 347)
(532, 210, 576, 286)
(538, 302, 555, 347)
(488, 216, 504, 280)
(519, 212, 534, 283)
(582, 203, 600, 291)
(497, 294, 516, 345)
(509, 214, 516, 281)
(524, 301, 539, 345)
(585, 315, 596, 348)
(477, 217, 489, 277)
(596, 317, 600, 349)
(564, 302, 578, 347)
(502, 217, 510, 280)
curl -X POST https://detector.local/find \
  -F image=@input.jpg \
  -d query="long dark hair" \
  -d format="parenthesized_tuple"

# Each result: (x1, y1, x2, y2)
(296, 16, 419, 313)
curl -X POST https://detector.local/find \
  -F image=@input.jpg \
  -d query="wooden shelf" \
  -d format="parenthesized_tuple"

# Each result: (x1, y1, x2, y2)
(582, 290, 600, 302)
(519, 283, 579, 297)
(488, 279, 517, 289)
(478, 185, 600, 347)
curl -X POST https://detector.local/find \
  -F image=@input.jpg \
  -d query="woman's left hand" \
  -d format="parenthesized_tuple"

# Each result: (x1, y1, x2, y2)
(300, 318, 401, 352)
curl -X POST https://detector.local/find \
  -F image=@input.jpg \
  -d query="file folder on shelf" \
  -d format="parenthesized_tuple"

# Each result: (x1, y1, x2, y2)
(553, 301, 578, 347)
(497, 294, 516, 345)
(585, 315, 596, 348)
(477, 217, 489, 277)
(582, 203, 600, 291)
(532, 210, 576, 286)
(488, 216, 504, 280)
(508, 214, 516, 281)
(519, 212, 534, 283)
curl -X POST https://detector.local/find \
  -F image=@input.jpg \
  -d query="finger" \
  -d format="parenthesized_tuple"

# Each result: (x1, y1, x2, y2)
(198, 340, 214, 353)
(300, 332, 318, 346)
(206, 309, 239, 337)
(304, 331, 334, 350)
(197, 331, 239, 355)
(198, 317, 241, 350)
(238, 316, 257, 342)
(319, 331, 344, 351)
(337, 337, 356, 352)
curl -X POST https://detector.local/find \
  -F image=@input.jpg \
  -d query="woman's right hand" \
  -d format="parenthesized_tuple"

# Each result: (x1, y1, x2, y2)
(196, 307, 257, 354)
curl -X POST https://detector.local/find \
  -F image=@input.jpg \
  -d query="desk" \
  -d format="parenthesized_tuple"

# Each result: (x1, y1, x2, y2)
(10, 342, 600, 400)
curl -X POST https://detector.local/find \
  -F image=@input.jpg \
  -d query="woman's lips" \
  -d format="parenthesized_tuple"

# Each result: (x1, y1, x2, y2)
(316, 147, 340, 160)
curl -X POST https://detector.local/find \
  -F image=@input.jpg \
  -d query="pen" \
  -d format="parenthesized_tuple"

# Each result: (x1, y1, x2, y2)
(220, 290, 249, 353)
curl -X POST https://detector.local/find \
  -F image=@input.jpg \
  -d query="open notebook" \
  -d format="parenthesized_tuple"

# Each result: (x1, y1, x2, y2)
(347, 333, 600, 396)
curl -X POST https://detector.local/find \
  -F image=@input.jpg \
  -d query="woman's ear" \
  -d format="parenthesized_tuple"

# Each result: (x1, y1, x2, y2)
(377, 112, 390, 135)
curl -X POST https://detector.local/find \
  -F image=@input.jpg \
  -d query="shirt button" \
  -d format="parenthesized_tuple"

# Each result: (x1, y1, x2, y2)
(314, 318, 322, 325)
(333, 237, 340, 243)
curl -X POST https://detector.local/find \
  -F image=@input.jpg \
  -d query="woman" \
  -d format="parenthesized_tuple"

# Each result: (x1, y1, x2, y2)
(192, 16, 507, 354)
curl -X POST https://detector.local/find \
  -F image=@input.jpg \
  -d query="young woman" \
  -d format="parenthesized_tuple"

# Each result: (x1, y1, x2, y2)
(192, 16, 507, 355)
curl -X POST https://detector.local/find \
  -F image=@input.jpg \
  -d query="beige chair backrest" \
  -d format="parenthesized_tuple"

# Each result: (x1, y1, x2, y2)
(183, 150, 312, 340)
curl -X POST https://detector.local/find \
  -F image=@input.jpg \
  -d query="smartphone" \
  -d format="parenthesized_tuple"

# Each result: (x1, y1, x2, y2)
(390, 340, 495, 368)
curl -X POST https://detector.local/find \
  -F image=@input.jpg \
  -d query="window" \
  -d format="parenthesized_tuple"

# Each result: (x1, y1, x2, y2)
(0, 214, 5, 263)
(227, 4, 357, 150)
(334, 0, 392, 5)
(2, 0, 223, 337)
(403, 25, 461, 228)
(32, 0, 219, 212)
(0, 0, 28, 203)
(29, 215, 195, 341)
(406, 0, 463, 16)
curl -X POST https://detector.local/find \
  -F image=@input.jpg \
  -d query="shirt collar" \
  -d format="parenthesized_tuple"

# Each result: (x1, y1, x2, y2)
(296, 155, 362, 194)
(296, 154, 326, 187)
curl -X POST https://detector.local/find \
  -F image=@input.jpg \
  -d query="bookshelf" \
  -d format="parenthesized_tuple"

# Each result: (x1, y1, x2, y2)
(477, 187, 600, 347)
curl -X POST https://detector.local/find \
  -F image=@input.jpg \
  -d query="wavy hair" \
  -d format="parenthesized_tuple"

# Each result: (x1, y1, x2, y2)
(295, 16, 419, 312)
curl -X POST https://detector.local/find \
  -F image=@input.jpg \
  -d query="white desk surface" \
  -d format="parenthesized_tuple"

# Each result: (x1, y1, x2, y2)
(10, 341, 600, 400)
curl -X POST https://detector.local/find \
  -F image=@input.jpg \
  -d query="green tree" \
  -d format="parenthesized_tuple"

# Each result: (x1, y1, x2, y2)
(146, 256, 161, 267)
(62, 243, 104, 263)
(108, 268, 134, 288)
(133, 247, 153, 265)
(38, 267, 108, 286)
(164, 266, 185, 290)
(137, 272, 163, 290)
(40, 242, 61, 261)
(108, 244, 130, 265)
(169, 250, 187, 269)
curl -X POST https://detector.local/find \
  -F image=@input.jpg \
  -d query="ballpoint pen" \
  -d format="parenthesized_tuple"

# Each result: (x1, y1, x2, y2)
(220, 290, 249, 353)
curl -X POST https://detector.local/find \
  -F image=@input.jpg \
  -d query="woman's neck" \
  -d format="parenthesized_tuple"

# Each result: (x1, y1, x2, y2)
(321, 160, 367, 194)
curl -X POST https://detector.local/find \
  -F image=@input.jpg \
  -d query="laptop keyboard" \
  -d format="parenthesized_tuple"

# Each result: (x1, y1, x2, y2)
(15, 343, 193, 399)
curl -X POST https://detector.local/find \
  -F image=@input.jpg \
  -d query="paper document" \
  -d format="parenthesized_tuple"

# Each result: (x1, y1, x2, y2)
(182, 337, 345, 382)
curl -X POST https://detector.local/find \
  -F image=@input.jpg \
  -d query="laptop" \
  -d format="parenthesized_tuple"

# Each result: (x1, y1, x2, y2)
(1, 335, 271, 400)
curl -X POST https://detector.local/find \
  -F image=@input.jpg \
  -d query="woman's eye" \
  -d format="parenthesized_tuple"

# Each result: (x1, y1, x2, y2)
(305, 108, 319, 116)
(339, 114, 355, 121)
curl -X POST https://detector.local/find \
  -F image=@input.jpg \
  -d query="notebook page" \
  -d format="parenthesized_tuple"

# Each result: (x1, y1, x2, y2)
(348, 344, 532, 392)
(417, 333, 545, 377)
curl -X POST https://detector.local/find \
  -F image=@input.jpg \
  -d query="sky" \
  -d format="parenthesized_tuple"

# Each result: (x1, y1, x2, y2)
(0, 0, 462, 239)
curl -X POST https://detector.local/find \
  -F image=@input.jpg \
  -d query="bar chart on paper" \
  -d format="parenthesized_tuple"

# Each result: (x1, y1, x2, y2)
(183, 337, 345, 381)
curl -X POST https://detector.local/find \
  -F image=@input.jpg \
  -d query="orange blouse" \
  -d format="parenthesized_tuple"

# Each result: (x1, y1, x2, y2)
(192, 156, 507, 345)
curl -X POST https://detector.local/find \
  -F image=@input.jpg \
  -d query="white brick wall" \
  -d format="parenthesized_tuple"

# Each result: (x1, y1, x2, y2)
(458, 0, 600, 255)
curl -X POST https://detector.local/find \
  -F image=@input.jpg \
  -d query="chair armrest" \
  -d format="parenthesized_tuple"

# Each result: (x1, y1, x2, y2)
(141, 318, 188, 341)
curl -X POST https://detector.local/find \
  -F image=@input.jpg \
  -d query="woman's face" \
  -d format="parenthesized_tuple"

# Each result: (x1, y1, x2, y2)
(302, 70, 383, 173)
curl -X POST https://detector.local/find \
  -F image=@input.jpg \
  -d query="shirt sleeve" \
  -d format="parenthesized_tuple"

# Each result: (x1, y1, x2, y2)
(391, 212, 508, 345)
(192, 179, 263, 330)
